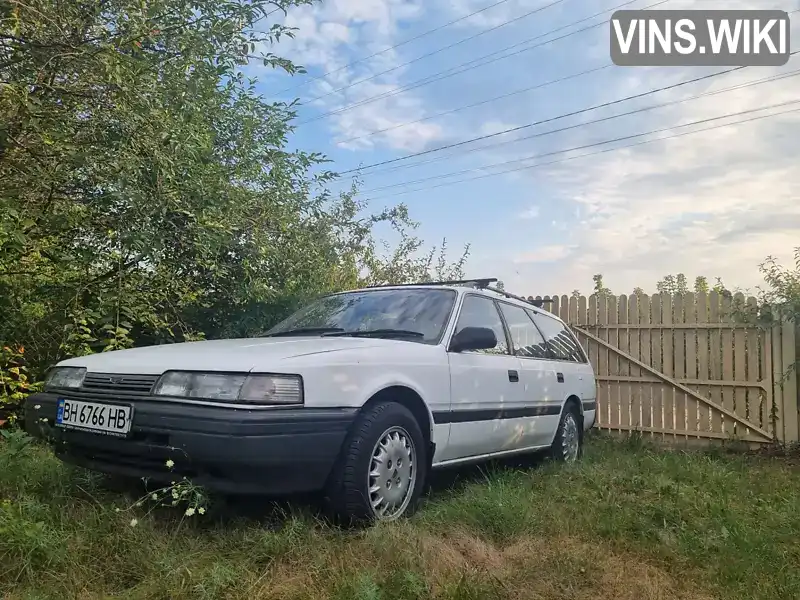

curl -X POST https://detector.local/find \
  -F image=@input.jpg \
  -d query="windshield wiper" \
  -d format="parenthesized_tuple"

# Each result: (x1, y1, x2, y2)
(260, 327, 345, 337)
(323, 328, 425, 339)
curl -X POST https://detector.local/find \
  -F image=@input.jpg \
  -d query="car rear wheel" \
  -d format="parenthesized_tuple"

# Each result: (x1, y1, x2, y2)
(550, 405, 583, 463)
(325, 401, 427, 524)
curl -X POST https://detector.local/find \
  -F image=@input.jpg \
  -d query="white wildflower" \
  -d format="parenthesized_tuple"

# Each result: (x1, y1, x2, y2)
(198, 507, 206, 515)
(34, 405, 41, 410)
(129, 518, 138, 527)
(165, 459, 175, 469)
(185, 507, 196, 517)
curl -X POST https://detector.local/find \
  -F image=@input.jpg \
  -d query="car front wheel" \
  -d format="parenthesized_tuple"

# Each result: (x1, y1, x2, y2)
(325, 401, 426, 524)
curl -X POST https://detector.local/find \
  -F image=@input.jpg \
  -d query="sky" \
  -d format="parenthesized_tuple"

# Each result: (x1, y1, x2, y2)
(248, 0, 800, 297)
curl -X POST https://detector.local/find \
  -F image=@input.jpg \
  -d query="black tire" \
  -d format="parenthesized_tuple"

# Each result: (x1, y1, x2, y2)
(549, 404, 583, 462)
(325, 401, 427, 525)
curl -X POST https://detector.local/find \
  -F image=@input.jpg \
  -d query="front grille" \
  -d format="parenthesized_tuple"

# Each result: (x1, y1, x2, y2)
(81, 373, 159, 396)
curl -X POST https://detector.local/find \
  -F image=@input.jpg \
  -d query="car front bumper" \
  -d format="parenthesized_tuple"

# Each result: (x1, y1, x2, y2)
(24, 392, 357, 496)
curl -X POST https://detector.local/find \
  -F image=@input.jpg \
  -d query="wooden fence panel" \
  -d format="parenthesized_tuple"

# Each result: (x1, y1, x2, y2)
(540, 291, 798, 446)
(708, 292, 724, 437)
(639, 295, 651, 431)
(650, 295, 662, 435)
(618, 296, 630, 430)
(683, 293, 699, 438)
(662, 294, 674, 440)
(733, 293, 747, 437)
(696, 292, 711, 435)
(778, 320, 799, 444)
(721, 293, 734, 437)
(628, 295, 641, 430)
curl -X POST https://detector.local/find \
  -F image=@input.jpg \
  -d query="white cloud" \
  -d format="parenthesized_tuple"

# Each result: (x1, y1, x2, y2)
(249, 0, 447, 151)
(514, 244, 571, 263)
(528, 63, 800, 293)
(518, 205, 540, 219)
(479, 119, 519, 136)
(328, 80, 445, 151)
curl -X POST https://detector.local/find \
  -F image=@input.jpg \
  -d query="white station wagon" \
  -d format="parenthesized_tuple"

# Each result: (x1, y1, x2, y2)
(26, 279, 597, 522)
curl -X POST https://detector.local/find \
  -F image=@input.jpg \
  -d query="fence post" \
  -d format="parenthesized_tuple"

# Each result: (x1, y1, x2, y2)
(773, 319, 799, 445)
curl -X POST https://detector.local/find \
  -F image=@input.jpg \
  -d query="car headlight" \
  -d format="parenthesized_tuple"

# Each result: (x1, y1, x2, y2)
(44, 367, 87, 390)
(152, 371, 303, 405)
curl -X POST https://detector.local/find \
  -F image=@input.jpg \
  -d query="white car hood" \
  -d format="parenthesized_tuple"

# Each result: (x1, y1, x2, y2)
(57, 337, 398, 374)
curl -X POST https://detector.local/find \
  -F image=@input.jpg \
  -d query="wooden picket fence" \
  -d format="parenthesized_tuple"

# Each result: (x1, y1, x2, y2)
(531, 292, 799, 447)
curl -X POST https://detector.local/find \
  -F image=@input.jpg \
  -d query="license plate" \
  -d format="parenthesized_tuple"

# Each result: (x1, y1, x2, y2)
(56, 398, 133, 437)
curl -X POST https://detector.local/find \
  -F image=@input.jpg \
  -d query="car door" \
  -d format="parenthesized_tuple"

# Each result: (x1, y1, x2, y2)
(439, 294, 524, 462)
(496, 302, 564, 448)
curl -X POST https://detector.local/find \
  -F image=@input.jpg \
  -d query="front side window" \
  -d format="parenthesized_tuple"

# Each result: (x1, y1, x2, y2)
(451, 295, 509, 355)
(529, 311, 585, 362)
(498, 303, 548, 358)
(264, 288, 457, 344)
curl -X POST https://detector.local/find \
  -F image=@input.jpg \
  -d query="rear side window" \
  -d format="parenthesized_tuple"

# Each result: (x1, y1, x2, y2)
(497, 303, 548, 358)
(528, 311, 586, 363)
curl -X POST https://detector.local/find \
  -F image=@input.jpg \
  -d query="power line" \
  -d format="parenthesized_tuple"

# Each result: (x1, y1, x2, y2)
(273, 0, 516, 95)
(295, 0, 661, 126)
(304, 0, 569, 105)
(337, 61, 770, 176)
(361, 74, 800, 193)
(363, 101, 800, 201)
(335, 64, 612, 145)
(334, 6, 800, 174)
(359, 67, 800, 178)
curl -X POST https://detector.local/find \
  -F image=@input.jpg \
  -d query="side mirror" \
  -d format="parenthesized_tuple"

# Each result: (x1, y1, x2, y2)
(449, 326, 498, 353)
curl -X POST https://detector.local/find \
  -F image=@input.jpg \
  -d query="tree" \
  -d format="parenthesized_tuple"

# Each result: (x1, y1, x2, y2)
(712, 277, 731, 297)
(571, 289, 581, 299)
(693, 276, 709, 294)
(592, 274, 612, 297)
(656, 273, 689, 295)
(0, 0, 468, 384)
(655, 274, 730, 297)
(756, 248, 800, 324)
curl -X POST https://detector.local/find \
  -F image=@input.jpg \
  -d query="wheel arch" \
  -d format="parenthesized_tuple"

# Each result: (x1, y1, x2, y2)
(562, 394, 585, 442)
(360, 385, 434, 450)
(562, 394, 583, 418)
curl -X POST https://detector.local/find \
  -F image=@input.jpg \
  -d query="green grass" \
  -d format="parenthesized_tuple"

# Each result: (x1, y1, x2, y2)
(1, 432, 799, 599)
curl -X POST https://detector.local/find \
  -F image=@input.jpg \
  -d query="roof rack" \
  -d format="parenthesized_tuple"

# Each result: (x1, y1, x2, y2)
(365, 278, 555, 309)
(366, 278, 498, 289)
(485, 285, 554, 309)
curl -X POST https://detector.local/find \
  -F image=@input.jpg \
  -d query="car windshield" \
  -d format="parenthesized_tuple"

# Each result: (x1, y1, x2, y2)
(263, 288, 457, 344)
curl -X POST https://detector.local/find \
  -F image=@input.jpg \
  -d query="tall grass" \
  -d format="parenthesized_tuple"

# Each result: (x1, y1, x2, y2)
(0, 432, 798, 599)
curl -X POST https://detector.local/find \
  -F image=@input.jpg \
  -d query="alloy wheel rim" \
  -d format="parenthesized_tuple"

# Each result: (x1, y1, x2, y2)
(368, 426, 416, 520)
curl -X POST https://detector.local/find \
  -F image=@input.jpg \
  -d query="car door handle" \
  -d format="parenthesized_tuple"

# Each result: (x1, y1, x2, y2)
(556, 372, 565, 383)
(508, 370, 519, 383)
